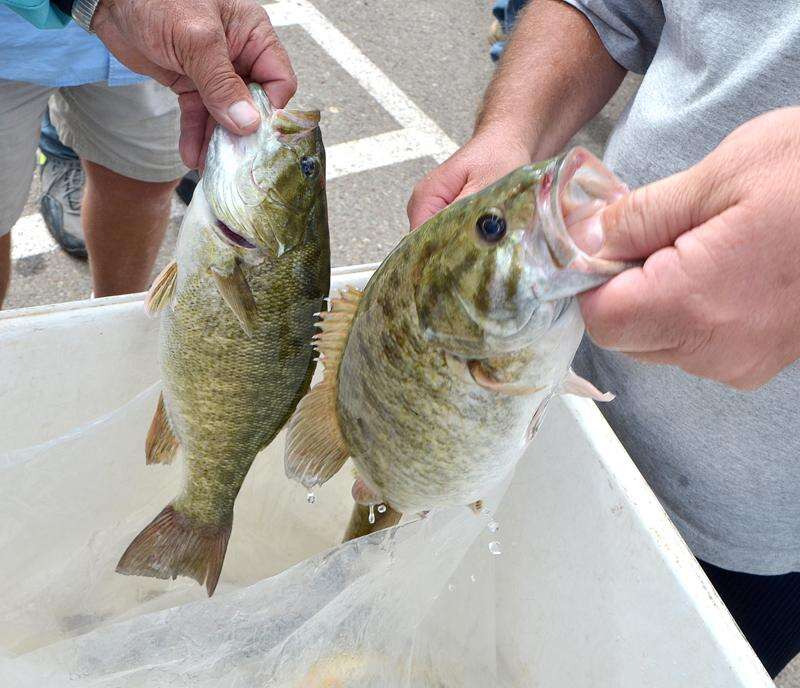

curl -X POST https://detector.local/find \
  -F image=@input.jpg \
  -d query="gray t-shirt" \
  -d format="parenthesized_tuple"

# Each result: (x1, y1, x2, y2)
(565, 0, 800, 574)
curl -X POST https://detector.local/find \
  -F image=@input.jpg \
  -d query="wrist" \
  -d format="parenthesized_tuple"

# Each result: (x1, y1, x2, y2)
(473, 118, 541, 160)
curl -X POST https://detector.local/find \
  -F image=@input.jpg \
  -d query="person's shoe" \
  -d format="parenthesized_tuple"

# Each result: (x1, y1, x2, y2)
(175, 170, 200, 206)
(39, 154, 87, 260)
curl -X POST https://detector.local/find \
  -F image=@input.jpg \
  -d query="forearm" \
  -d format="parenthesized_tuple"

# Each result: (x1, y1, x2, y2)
(476, 0, 626, 159)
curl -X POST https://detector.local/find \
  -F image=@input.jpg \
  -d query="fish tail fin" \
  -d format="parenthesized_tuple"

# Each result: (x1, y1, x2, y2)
(116, 504, 231, 597)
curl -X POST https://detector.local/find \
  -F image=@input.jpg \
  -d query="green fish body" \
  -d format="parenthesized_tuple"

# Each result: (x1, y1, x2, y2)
(117, 85, 329, 595)
(285, 148, 631, 535)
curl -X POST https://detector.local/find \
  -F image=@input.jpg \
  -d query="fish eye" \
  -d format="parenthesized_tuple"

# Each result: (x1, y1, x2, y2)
(300, 156, 319, 179)
(476, 211, 507, 243)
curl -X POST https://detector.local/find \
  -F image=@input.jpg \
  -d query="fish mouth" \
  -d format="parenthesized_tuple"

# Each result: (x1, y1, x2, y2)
(527, 147, 635, 302)
(274, 108, 321, 144)
(213, 219, 257, 250)
(539, 147, 628, 267)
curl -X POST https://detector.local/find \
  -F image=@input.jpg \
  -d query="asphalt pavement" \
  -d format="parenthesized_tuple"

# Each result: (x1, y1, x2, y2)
(4, 0, 635, 310)
(3, 2, 797, 684)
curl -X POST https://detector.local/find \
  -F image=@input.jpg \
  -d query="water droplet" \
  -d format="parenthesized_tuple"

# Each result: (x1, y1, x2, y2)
(447, 583, 455, 592)
(306, 492, 316, 504)
(470, 574, 477, 583)
(368, 504, 375, 524)
(487, 520, 500, 533)
(488, 541, 502, 555)
(377, 504, 387, 514)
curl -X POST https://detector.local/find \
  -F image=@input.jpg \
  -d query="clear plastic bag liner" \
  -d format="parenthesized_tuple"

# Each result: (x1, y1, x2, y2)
(0, 384, 510, 687)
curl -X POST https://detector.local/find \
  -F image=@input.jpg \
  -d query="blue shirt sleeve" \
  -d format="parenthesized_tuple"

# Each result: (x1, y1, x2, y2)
(2, 0, 71, 28)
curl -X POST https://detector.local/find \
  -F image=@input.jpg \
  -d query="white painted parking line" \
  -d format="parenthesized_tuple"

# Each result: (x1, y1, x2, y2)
(10, 0, 457, 262)
(327, 128, 443, 179)
(268, 0, 457, 163)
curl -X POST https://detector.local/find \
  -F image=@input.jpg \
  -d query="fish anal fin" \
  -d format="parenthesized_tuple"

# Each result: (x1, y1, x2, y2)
(210, 262, 259, 337)
(146, 393, 179, 465)
(561, 368, 615, 402)
(284, 286, 363, 489)
(467, 359, 544, 396)
(116, 504, 231, 597)
(144, 260, 178, 315)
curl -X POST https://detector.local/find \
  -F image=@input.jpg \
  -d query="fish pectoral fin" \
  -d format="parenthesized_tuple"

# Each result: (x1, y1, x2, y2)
(144, 260, 178, 315)
(467, 359, 543, 396)
(210, 262, 259, 337)
(146, 392, 180, 465)
(560, 368, 615, 402)
(284, 286, 363, 489)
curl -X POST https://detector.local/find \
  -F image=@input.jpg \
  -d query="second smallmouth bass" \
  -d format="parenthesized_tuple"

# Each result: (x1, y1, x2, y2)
(284, 148, 632, 540)
(117, 85, 329, 595)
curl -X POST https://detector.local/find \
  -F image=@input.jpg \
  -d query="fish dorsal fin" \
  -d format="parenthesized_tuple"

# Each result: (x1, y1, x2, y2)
(210, 262, 259, 337)
(560, 368, 615, 402)
(284, 286, 363, 489)
(144, 260, 178, 315)
(146, 392, 180, 465)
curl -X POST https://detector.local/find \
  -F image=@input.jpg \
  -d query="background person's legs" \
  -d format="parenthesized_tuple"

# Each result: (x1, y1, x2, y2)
(0, 79, 53, 309)
(0, 233, 10, 307)
(81, 161, 176, 296)
(39, 107, 88, 259)
(51, 79, 186, 298)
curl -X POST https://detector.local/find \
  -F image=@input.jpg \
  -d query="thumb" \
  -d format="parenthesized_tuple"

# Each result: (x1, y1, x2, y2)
(592, 162, 733, 261)
(180, 28, 261, 135)
(407, 156, 470, 229)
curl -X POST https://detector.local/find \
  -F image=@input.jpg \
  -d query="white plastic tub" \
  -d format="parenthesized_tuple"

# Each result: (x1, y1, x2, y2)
(0, 264, 774, 687)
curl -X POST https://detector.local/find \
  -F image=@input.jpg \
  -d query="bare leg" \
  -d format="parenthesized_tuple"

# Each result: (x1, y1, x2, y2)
(0, 232, 9, 308)
(81, 160, 178, 297)
(343, 503, 403, 543)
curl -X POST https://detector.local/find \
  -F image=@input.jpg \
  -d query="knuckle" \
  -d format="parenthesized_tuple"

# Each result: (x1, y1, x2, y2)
(283, 70, 299, 93)
(185, 22, 220, 47)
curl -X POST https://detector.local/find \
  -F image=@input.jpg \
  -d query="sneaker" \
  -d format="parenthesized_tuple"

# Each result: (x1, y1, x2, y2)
(39, 154, 87, 260)
(175, 170, 200, 206)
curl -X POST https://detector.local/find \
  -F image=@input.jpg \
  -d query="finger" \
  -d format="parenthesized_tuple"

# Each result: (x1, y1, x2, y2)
(237, 11, 297, 108)
(198, 115, 217, 174)
(595, 162, 736, 262)
(627, 349, 762, 390)
(407, 160, 469, 229)
(578, 246, 697, 352)
(178, 92, 209, 169)
(178, 22, 261, 135)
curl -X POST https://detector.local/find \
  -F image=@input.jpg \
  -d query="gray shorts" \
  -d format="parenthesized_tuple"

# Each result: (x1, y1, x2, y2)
(0, 78, 187, 236)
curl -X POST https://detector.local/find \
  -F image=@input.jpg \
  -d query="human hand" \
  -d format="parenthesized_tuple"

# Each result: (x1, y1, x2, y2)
(578, 107, 800, 389)
(406, 129, 531, 229)
(92, 0, 297, 169)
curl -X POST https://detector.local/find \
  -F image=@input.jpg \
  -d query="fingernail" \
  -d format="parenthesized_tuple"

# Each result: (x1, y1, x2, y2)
(228, 101, 260, 129)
